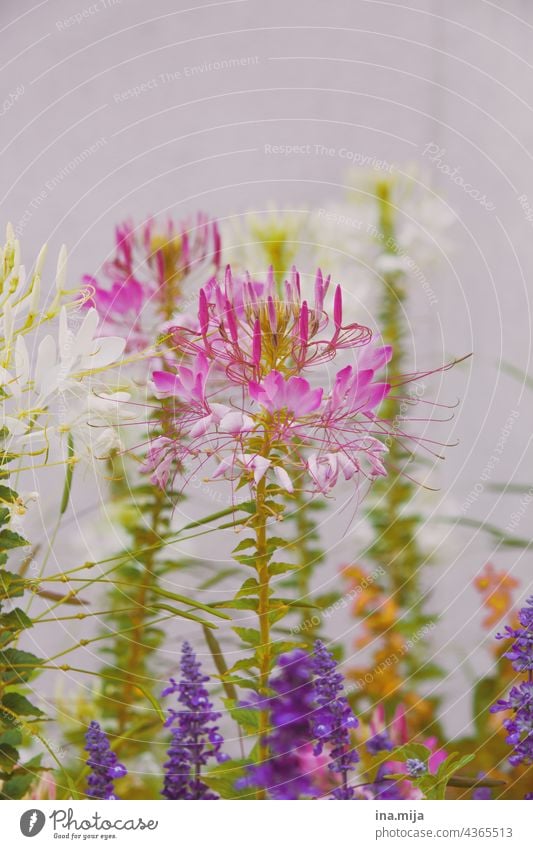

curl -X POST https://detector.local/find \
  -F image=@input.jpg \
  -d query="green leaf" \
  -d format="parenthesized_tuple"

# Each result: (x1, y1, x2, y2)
(232, 538, 257, 553)
(213, 598, 258, 611)
(435, 752, 475, 782)
(233, 627, 261, 647)
(0, 743, 18, 770)
(0, 529, 28, 552)
(226, 657, 259, 674)
(223, 700, 260, 733)
(233, 553, 258, 568)
(0, 772, 36, 799)
(0, 486, 17, 504)
(269, 562, 297, 576)
(2, 692, 43, 717)
(396, 743, 431, 762)
(0, 608, 33, 632)
(236, 578, 260, 598)
(0, 649, 43, 682)
(205, 758, 251, 799)
(0, 729, 22, 747)
(0, 570, 27, 600)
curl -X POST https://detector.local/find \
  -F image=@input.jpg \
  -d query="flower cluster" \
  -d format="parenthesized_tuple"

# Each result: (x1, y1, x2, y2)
(474, 563, 519, 628)
(84, 213, 220, 350)
(85, 721, 127, 800)
(363, 704, 446, 800)
(146, 265, 402, 496)
(312, 640, 360, 799)
(0, 228, 128, 464)
(162, 642, 227, 800)
(243, 649, 318, 800)
(491, 596, 533, 767)
(243, 643, 359, 799)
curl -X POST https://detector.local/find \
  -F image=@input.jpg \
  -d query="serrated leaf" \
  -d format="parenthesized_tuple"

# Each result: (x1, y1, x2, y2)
(0, 570, 27, 599)
(0, 486, 17, 503)
(0, 608, 33, 631)
(0, 529, 27, 551)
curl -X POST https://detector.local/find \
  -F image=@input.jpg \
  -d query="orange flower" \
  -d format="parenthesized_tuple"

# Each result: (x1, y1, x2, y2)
(474, 563, 519, 628)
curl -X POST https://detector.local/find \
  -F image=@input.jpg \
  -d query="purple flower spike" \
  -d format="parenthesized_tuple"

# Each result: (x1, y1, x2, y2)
(242, 650, 317, 800)
(85, 722, 127, 800)
(491, 596, 533, 767)
(162, 642, 227, 800)
(312, 640, 359, 799)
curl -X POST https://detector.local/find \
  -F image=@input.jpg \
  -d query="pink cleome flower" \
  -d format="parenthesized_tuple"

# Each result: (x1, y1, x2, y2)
(144, 264, 444, 498)
(83, 213, 221, 351)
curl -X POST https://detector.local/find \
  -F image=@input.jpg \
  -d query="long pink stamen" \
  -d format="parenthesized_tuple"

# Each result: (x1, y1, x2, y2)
(252, 318, 262, 366)
(333, 284, 343, 330)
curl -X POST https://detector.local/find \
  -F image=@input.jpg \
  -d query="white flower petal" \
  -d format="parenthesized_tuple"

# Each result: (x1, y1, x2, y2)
(274, 466, 293, 492)
(78, 335, 125, 371)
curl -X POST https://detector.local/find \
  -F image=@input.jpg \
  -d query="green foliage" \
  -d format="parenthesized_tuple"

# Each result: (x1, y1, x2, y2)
(389, 745, 475, 800)
(0, 442, 44, 798)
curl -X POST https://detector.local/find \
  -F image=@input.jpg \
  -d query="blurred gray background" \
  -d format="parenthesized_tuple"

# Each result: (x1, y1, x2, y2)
(2, 0, 533, 741)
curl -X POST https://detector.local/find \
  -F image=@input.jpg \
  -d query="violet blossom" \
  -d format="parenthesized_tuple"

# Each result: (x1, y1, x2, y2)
(491, 596, 533, 769)
(161, 642, 227, 800)
(85, 721, 127, 800)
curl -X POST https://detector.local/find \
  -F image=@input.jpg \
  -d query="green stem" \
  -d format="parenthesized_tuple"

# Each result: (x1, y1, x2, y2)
(255, 474, 271, 799)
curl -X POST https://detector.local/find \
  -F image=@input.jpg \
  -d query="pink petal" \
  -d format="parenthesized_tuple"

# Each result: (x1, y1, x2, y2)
(152, 370, 179, 396)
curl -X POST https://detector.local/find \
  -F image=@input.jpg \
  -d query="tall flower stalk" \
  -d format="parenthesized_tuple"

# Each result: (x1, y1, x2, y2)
(491, 596, 533, 774)
(85, 214, 221, 744)
(147, 260, 448, 775)
(161, 642, 227, 799)
(344, 176, 448, 725)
